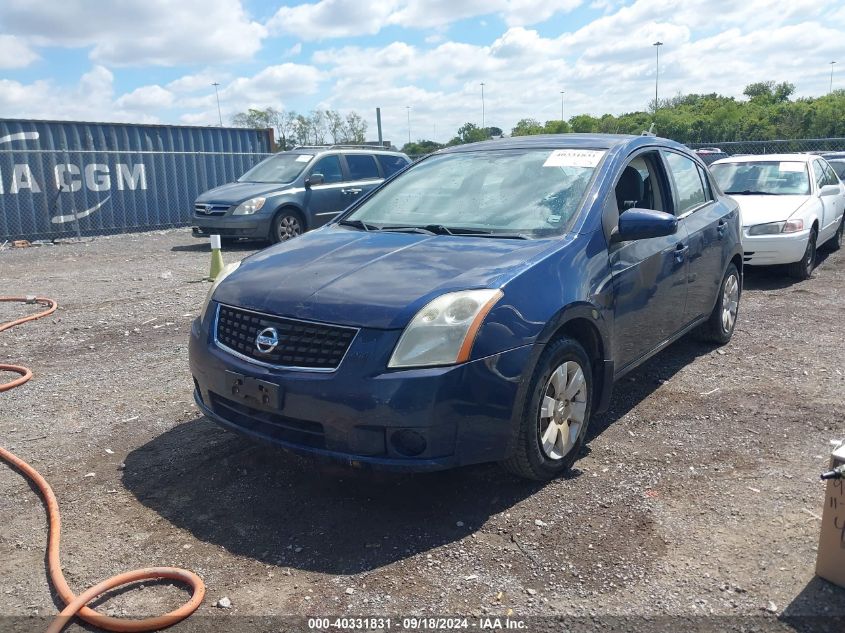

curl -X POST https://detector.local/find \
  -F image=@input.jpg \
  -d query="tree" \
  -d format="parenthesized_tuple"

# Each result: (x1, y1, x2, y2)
(511, 118, 544, 137)
(231, 106, 369, 147)
(401, 140, 445, 155)
(447, 122, 490, 145)
(344, 112, 368, 143)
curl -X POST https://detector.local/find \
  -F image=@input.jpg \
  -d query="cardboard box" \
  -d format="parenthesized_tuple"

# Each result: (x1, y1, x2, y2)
(815, 442, 845, 588)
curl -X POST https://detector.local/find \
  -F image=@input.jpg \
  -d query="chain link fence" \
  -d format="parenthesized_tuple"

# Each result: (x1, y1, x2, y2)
(687, 137, 845, 155)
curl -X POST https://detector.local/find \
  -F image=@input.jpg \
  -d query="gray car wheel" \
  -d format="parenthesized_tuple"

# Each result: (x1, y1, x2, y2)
(271, 211, 303, 243)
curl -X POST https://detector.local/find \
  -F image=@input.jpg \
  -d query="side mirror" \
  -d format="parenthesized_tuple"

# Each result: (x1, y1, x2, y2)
(305, 173, 324, 189)
(820, 184, 840, 197)
(613, 208, 678, 242)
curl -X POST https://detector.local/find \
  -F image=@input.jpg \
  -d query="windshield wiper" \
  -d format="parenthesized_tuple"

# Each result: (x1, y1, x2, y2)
(378, 224, 455, 236)
(338, 219, 380, 231)
(725, 190, 779, 195)
(450, 229, 531, 240)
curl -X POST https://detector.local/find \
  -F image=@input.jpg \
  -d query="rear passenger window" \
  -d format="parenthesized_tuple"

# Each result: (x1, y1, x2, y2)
(346, 155, 380, 180)
(311, 155, 343, 183)
(665, 152, 707, 214)
(377, 154, 409, 177)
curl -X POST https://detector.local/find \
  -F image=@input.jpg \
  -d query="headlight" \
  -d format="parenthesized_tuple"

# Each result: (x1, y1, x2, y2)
(200, 261, 240, 321)
(232, 197, 266, 215)
(747, 219, 805, 236)
(388, 289, 503, 368)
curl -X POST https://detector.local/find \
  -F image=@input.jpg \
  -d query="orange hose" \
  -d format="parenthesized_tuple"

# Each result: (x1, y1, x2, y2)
(0, 296, 205, 633)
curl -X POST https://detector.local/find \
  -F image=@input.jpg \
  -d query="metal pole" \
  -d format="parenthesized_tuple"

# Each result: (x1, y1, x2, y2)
(406, 106, 411, 145)
(376, 108, 383, 147)
(480, 82, 485, 129)
(560, 91, 565, 121)
(831, 61, 837, 94)
(652, 41, 663, 114)
(212, 82, 223, 126)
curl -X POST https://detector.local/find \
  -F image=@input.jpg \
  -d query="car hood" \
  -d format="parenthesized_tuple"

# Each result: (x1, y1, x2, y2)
(195, 181, 292, 205)
(729, 194, 810, 226)
(214, 226, 565, 329)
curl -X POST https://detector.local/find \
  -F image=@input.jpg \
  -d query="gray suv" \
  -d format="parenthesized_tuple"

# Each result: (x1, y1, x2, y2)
(192, 146, 411, 242)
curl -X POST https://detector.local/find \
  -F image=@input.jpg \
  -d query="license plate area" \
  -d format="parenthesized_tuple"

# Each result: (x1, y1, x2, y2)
(224, 371, 282, 411)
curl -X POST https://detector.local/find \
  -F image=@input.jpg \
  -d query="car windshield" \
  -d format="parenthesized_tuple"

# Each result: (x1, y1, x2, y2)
(710, 161, 810, 195)
(344, 148, 602, 237)
(238, 153, 313, 183)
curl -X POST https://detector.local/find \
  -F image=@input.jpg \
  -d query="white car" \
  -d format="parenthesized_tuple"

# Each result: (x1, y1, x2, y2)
(710, 154, 845, 279)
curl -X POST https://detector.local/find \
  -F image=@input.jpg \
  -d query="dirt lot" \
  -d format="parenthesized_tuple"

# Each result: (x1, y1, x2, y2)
(1, 228, 844, 632)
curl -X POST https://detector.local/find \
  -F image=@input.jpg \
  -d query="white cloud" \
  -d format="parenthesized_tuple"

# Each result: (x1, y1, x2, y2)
(115, 85, 175, 110)
(166, 71, 231, 94)
(0, 34, 38, 68)
(0, 0, 266, 66)
(268, 0, 582, 40)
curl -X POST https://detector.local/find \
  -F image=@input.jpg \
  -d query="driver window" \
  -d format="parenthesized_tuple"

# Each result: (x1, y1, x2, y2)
(310, 155, 343, 184)
(614, 152, 665, 214)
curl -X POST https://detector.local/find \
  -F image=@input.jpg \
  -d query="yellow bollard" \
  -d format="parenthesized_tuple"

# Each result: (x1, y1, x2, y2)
(207, 234, 225, 281)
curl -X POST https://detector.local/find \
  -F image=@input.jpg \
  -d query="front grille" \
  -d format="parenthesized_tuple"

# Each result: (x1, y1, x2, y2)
(195, 203, 229, 216)
(209, 392, 325, 449)
(215, 304, 357, 370)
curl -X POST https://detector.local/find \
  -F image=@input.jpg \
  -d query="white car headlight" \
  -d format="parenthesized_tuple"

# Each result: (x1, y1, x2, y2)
(200, 261, 241, 321)
(388, 289, 503, 368)
(232, 197, 266, 215)
(747, 219, 804, 236)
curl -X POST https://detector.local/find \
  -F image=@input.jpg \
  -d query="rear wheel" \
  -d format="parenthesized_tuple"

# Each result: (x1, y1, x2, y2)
(501, 337, 592, 481)
(696, 263, 740, 344)
(787, 228, 817, 280)
(270, 210, 304, 243)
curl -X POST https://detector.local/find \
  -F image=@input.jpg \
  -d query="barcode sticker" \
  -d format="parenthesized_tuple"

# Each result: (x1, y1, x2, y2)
(543, 149, 605, 168)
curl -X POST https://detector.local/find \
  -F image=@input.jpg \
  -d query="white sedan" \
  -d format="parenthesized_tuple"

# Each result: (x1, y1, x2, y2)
(710, 154, 845, 279)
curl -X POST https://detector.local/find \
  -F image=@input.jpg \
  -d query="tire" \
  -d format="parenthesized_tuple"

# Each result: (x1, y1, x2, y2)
(787, 228, 817, 280)
(501, 337, 593, 481)
(696, 263, 740, 345)
(825, 216, 843, 252)
(270, 209, 304, 244)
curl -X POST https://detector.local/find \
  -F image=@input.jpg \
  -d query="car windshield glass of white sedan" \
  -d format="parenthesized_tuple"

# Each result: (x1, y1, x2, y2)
(238, 153, 313, 183)
(345, 149, 603, 237)
(710, 161, 810, 195)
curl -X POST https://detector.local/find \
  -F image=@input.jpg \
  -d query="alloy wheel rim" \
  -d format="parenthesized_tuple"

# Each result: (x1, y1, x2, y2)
(721, 273, 739, 333)
(538, 360, 587, 460)
(278, 216, 301, 241)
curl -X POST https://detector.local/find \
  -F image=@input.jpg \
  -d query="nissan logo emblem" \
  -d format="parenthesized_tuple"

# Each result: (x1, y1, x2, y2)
(255, 327, 280, 354)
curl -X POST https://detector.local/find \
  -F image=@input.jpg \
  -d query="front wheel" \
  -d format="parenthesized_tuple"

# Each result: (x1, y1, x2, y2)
(788, 228, 816, 280)
(696, 263, 740, 344)
(501, 337, 592, 481)
(270, 210, 304, 244)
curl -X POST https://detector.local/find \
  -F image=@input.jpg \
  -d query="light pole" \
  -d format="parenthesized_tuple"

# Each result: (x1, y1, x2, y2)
(652, 41, 663, 114)
(560, 90, 565, 121)
(831, 61, 837, 94)
(480, 82, 486, 129)
(212, 82, 223, 126)
(406, 106, 411, 145)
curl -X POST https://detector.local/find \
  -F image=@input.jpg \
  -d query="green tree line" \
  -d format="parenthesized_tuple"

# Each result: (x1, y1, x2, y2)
(231, 107, 367, 149)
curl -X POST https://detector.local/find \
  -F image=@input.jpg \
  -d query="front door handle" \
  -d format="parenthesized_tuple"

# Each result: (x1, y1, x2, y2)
(342, 188, 362, 195)
(717, 219, 727, 238)
(674, 242, 688, 264)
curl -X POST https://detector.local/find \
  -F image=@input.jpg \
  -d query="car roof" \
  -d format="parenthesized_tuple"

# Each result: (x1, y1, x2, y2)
(437, 133, 690, 154)
(711, 153, 814, 165)
(287, 147, 407, 156)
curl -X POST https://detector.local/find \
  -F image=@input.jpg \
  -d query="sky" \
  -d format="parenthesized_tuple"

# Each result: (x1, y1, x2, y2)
(0, 0, 843, 145)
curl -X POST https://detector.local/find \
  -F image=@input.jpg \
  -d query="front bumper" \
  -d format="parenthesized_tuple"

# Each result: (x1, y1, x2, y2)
(742, 228, 810, 266)
(191, 213, 273, 239)
(189, 314, 533, 471)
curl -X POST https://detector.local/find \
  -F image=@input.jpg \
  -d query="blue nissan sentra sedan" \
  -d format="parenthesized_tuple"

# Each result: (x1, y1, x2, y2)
(189, 134, 742, 480)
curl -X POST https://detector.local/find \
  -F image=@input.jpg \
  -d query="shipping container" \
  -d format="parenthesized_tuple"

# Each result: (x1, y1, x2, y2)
(0, 118, 273, 241)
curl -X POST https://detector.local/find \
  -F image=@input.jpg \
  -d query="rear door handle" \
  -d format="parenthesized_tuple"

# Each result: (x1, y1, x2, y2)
(674, 242, 688, 263)
(342, 188, 362, 195)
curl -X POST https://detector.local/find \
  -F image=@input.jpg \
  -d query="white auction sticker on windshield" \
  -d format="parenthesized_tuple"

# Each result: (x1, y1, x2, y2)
(543, 149, 605, 168)
(779, 162, 805, 172)
(295, 154, 313, 162)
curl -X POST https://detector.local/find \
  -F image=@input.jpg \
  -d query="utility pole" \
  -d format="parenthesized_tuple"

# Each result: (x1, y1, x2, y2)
(652, 41, 663, 115)
(406, 106, 411, 145)
(831, 61, 837, 94)
(480, 82, 486, 130)
(376, 107, 383, 147)
(212, 82, 223, 126)
(560, 90, 565, 121)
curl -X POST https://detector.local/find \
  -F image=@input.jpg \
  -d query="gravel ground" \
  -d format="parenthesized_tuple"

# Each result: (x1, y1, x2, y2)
(1, 228, 844, 632)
